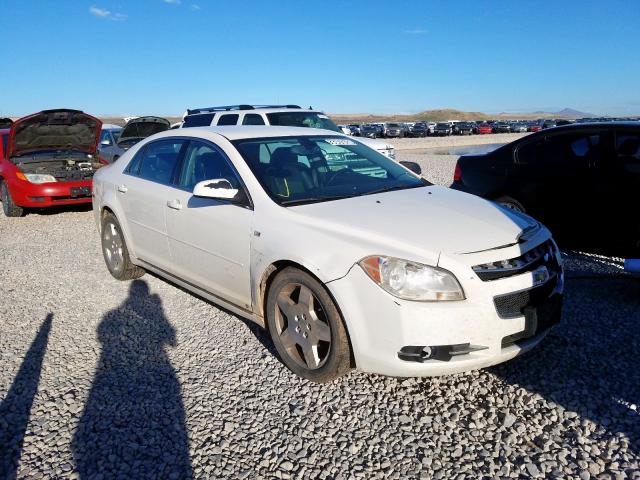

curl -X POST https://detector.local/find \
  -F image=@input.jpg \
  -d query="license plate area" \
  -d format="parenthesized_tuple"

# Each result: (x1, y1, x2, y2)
(502, 294, 563, 347)
(70, 186, 91, 197)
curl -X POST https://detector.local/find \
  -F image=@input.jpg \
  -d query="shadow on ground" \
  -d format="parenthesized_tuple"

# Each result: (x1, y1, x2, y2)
(491, 275, 640, 454)
(0, 314, 53, 480)
(72, 280, 193, 479)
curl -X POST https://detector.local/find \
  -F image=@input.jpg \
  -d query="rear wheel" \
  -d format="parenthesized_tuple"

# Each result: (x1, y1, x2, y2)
(266, 267, 352, 382)
(495, 196, 526, 213)
(101, 212, 145, 280)
(0, 181, 25, 217)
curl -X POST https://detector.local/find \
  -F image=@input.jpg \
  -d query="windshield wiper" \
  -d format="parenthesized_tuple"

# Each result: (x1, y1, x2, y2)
(280, 195, 355, 206)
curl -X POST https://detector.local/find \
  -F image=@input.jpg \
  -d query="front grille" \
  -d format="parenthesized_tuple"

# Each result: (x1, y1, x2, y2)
(494, 276, 558, 319)
(473, 241, 556, 281)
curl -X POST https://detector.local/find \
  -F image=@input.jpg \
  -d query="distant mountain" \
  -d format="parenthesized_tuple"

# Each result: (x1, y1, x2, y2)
(555, 108, 594, 118)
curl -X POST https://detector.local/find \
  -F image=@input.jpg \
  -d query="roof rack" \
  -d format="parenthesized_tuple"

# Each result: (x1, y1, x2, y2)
(186, 104, 301, 115)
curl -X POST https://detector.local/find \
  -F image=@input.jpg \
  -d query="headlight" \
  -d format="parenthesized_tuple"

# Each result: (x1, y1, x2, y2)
(359, 256, 465, 301)
(23, 173, 57, 184)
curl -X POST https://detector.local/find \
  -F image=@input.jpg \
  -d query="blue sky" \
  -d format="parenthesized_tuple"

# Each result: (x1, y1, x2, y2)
(2, 0, 639, 116)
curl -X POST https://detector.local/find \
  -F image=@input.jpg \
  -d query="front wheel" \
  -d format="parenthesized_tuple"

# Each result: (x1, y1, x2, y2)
(266, 268, 352, 382)
(495, 196, 526, 213)
(1, 181, 25, 217)
(101, 212, 145, 280)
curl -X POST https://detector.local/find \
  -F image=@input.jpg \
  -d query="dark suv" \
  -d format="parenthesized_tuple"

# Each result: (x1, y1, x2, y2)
(451, 122, 640, 255)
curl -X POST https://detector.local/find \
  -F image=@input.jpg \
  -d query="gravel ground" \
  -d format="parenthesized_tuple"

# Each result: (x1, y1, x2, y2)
(1, 157, 639, 479)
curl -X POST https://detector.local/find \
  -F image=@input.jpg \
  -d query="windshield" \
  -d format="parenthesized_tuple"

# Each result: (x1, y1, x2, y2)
(436, 123, 449, 128)
(110, 129, 122, 141)
(233, 135, 428, 206)
(266, 112, 341, 133)
(386, 123, 400, 128)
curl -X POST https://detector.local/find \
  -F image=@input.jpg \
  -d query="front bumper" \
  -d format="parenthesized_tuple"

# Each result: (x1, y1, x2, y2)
(9, 179, 93, 207)
(326, 235, 563, 377)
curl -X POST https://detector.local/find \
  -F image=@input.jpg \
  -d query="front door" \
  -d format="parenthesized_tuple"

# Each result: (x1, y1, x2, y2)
(165, 140, 253, 309)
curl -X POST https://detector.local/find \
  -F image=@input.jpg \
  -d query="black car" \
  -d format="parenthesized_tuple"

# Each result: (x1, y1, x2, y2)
(432, 123, 452, 136)
(492, 122, 511, 133)
(451, 122, 640, 255)
(452, 122, 474, 135)
(360, 124, 380, 138)
(407, 122, 429, 137)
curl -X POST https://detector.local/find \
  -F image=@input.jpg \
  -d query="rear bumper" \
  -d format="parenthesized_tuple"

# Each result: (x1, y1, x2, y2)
(9, 180, 93, 207)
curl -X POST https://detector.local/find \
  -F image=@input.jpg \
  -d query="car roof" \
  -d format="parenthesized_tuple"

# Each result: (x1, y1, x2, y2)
(542, 121, 640, 132)
(186, 108, 320, 116)
(102, 123, 123, 130)
(161, 125, 344, 141)
(0, 128, 9, 134)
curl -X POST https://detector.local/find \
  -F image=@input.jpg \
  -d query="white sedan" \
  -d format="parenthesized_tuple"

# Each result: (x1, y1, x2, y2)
(92, 126, 564, 382)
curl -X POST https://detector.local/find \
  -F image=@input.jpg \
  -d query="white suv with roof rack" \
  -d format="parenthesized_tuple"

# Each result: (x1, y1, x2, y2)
(179, 104, 396, 160)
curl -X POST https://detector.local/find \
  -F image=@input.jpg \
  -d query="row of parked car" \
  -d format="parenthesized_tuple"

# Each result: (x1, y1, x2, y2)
(338, 119, 579, 138)
(0, 105, 637, 383)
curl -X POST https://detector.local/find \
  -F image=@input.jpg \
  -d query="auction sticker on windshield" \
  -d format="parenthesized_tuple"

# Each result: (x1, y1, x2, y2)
(326, 139, 357, 146)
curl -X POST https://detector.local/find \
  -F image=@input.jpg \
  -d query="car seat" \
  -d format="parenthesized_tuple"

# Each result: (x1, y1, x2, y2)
(267, 147, 314, 197)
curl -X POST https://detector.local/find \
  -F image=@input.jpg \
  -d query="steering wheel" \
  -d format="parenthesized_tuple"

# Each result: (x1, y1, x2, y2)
(324, 168, 352, 186)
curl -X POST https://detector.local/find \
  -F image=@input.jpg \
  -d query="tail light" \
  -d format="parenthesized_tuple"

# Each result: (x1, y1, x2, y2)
(453, 162, 462, 182)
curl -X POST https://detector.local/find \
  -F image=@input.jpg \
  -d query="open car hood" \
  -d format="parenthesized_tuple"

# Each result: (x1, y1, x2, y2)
(8, 109, 101, 158)
(118, 116, 170, 145)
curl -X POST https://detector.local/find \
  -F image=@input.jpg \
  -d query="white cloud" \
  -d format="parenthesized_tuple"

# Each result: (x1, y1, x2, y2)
(190, 3, 201, 10)
(164, 0, 182, 4)
(89, 6, 110, 17)
(404, 28, 428, 35)
(89, 5, 127, 21)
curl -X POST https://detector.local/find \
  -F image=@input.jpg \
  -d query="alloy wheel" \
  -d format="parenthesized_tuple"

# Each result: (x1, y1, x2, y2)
(103, 221, 125, 275)
(274, 283, 332, 370)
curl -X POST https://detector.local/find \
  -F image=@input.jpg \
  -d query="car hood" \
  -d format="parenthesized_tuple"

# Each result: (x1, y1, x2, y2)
(354, 136, 393, 151)
(289, 186, 538, 258)
(117, 116, 170, 144)
(8, 109, 101, 157)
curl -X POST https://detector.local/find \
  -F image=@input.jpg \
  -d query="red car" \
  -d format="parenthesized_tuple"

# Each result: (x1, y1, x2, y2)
(477, 123, 493, 134)
(0, 109, 103, 217)
(527, 124, 542, 132)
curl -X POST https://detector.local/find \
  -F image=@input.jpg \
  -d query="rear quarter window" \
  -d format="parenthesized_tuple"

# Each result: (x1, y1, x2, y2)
(183, 114, 215, 128)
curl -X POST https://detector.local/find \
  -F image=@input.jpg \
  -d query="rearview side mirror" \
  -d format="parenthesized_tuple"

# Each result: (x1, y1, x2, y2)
(193, 178, 239, 200)
(399, 161, 422, 175)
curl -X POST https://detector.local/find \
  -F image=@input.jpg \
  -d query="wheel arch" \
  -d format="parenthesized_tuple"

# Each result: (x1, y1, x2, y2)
(257, 260, 357, 368)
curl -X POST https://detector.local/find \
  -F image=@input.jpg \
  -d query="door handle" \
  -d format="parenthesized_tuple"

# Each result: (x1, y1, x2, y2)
(117, 185, 128, 193)
(167, 199, 182, 210)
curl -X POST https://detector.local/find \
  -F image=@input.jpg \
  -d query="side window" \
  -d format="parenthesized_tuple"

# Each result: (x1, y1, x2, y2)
(217, 114, 239, 126)
(517, 133, 598, 169)
(178, 141, 241, 191)
(616, 132, 640, 172)
(125, 146, 145, 175)
(242, 114, 265, 126)
(183, 114, 215, 128)
(99, 130, 112, 145)
(137, 140, 186, 184)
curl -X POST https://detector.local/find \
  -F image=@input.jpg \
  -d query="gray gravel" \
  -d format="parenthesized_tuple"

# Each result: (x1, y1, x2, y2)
(1, 157, 639, 479)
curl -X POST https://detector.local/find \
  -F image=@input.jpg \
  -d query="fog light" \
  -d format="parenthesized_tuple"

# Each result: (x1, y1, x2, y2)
(29, 197, 46, 202)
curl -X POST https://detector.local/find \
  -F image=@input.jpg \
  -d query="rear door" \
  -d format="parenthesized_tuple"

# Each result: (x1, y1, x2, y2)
(601, 128, 640, 250)
(120, 138, 187, 270)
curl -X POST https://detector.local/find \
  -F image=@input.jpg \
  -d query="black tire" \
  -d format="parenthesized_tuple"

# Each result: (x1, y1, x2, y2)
(495, 196, 526, 213)
(266, 267, 352, 382)
(101, 211, 145, 280)
(1, 180, 25, 217)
